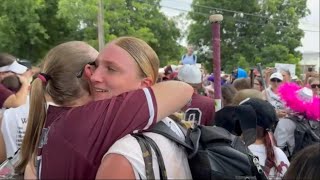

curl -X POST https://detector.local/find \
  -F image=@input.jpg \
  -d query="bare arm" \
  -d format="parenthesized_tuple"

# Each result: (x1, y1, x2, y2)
(96, 154, 135, 179)
(24, 160, 37, 179)
(151, 80, 193, 121)
(3, 75, 29, 108)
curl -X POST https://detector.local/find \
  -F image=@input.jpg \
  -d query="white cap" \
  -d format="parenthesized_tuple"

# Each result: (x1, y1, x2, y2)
(296, 87, 313, 102)
(0, 61, 28, 74)
(178, 64, 202, 84)
(270, 72, 283, 81)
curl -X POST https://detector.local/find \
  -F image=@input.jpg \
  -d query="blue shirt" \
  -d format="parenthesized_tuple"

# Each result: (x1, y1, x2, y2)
(181, 54, 197, 65)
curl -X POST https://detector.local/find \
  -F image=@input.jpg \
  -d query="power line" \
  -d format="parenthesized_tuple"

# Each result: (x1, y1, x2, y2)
(161, 0, 319, 28)
(160, 4, 320, 33)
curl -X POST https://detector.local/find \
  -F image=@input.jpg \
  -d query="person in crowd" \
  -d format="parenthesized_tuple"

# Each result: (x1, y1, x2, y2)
(242, 98, 290, 179)
(232, 89, 265, 105)
(18, 41, 193, 179)
(1, 89, 30, 160)
(283, 143, 320, 180)
(87, 37, 193, 179)
(262, 72, 287, 119)
(231, 67, 248, 83)
(280, 69, 292, 83)
(308, 77, 320, 96)
(180, 45, 197, 65)
(162, 65, 178, 81)
(232, 78, 251, 91)
(177, 64, 215, 126)
(221, 84, 237, 107)
(253, 77, 264, 92)
(0, 53, 30, 109)
(214, 89, 265, 132)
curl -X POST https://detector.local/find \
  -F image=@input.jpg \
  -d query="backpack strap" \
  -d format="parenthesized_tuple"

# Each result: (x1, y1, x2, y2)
(149, 121, 193, 150)
(142, 135, 168, 180)
(131, 134, 155, 179)
(193, 54, 196, 62)
(132, 133, 168, 180)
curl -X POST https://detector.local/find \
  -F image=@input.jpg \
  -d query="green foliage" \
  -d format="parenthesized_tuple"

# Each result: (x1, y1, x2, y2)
(0, 0, 182, 66)
(188, 0, 309, 73)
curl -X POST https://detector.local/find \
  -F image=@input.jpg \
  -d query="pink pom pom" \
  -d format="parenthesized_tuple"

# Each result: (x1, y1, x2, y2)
(278, 83, 320, 121)
(306, 97, 320, 121)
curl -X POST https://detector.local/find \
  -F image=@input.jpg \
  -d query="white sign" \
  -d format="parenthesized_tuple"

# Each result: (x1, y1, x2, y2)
(275, 63, 296, 76)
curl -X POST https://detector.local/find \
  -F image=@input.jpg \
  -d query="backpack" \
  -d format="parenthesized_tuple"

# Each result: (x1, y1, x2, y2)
(133, 122, 267, 180)
(183, 54, 196, 62)
(287, 115, 320, 159)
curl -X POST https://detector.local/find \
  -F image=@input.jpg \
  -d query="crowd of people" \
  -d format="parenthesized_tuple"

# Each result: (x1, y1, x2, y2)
(0, 38, 319, 180)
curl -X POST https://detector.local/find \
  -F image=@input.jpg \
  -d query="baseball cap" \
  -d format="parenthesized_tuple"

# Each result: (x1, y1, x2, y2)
(0, 60, 28, 74)
(214, 105, 257, 145)
(270, 72, 283, 81)
(178, 64, 202, 84)
(240, 98, 277, 130)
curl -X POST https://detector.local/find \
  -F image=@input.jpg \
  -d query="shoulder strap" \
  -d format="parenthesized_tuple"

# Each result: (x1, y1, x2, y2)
(131, 134, 155, 179)
(149, 121, 193, 150)
(142, 135, 168, 180)
(193, 54, 195, 61)
(182, 55, 186, 59)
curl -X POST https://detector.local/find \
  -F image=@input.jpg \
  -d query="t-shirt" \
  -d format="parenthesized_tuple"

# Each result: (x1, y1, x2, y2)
(38, 88, 157, 179)
(184, 93, 215, 125)
(1, 96, 29, 158)
(181, 54, 197, 65)
(0, 84, 13, 108)
(248, 144, 290, 179)
(105, 117, 192, 179)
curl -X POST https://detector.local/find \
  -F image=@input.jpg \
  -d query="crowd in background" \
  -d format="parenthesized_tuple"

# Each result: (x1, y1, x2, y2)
(0, 41, 319, 180)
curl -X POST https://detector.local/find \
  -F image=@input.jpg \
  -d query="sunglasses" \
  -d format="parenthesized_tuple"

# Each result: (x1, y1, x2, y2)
(76, 61, 96, 78)
(311, 84, 320, 88)
(270, 78, 282, 83)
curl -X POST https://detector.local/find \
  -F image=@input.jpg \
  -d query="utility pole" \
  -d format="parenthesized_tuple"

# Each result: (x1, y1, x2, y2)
(209, 14, 223, 111)
(97, 0, 105, 51)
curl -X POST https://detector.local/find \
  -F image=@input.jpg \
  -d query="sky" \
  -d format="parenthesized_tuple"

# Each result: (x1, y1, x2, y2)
(160, 0, 320, 53)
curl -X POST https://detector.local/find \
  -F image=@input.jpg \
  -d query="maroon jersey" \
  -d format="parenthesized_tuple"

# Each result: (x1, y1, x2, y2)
(0, 84, 13, 108)
(184, 93, 215, 125)
(38, 88, 157, 179)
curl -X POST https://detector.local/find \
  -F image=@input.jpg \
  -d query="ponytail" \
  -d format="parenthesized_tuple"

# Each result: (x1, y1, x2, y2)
(16, 78, 47, 174)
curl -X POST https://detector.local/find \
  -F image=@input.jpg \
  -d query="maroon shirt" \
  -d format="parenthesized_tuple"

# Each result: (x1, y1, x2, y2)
(0, 84, 13, 108)
(38, 88, 157, 179)
(184, 93, 215, 125)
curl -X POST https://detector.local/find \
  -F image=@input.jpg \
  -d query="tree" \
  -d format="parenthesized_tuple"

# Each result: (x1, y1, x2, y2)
(0, 0, 182, 66)
(187, 0, 309, 72)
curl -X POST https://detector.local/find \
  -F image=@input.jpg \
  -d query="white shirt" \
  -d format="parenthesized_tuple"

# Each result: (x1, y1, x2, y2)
(248, 144, 290, 179)
(1, 96, 29, 157)
(105, 117, 192, 179)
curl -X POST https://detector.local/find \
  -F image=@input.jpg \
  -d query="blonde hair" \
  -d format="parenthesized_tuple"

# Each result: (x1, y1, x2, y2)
(113, 37, 159, 84)
(16, 41, 98, 173)
(232, 89, 264, 105)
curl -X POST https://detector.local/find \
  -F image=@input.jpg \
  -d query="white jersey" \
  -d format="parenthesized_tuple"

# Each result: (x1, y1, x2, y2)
(248, 144, 290, 179)
(105, 117, 192, 179)
(1, 96, 29, 157)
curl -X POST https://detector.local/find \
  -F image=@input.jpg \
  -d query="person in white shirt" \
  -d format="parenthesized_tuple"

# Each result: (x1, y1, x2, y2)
(1, 96, 29, 158)
(240, 98, 290, 179)
(90, 37, 192, 179)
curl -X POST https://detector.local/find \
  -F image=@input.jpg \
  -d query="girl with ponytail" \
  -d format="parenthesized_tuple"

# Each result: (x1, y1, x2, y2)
(15, 41, 193, 179)
(240, 98, 290, 179)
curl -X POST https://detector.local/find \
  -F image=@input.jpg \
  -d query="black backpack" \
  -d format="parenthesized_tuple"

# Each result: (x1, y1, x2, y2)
(287, 115, 320, 159)
(133, 122, 267, 180)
